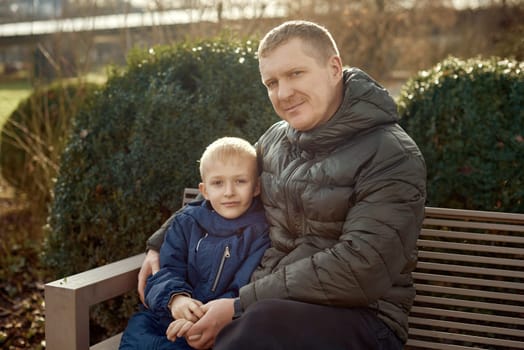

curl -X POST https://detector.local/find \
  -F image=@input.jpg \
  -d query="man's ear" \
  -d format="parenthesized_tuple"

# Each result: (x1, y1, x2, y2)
(328, 55, 343, 79)
(198, 182, 208, 199)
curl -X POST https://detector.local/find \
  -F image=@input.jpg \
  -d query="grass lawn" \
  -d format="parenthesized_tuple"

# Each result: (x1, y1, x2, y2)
(0, 79, 32, 129)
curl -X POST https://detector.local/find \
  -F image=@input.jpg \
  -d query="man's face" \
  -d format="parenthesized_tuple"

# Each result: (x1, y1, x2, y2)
(199, 156, 260, 219)
(259, 38, 343, 131)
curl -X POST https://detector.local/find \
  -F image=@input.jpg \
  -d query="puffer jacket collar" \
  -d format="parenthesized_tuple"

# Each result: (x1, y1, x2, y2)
(183, 197, 266, 237)
(286, 68, 399, 155)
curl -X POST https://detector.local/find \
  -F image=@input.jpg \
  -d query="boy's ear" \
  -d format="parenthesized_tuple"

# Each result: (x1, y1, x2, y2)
(198, 182, 208, 199)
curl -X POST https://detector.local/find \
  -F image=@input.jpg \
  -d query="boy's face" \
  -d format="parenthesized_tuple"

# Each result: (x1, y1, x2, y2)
(259, 38, 343, 132)
(199, 155, 260, 219)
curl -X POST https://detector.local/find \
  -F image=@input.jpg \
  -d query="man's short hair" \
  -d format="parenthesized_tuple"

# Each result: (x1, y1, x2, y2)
(258, 20, 340, 64)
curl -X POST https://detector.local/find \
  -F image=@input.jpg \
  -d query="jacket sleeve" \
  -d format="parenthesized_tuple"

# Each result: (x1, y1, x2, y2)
(146, 213, 176, 252)
(145, 217, 193, 315)
(240, 145, 426, 309)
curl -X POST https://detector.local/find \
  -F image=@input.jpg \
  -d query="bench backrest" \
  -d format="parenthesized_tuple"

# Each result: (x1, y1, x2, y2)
(407, 207, 524, 350)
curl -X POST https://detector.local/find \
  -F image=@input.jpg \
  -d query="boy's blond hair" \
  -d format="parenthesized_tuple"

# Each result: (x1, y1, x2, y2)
(258, 20, 340, 64)
(199, 137, 257, 179)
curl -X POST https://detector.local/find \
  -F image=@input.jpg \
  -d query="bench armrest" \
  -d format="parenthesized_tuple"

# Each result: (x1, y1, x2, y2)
(45, 253, 145, 350)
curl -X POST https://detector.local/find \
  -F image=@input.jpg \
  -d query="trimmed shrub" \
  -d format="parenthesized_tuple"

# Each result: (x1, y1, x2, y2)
(43, 37, 278, 336)
(0, 81, 98, 213)
(398, 56, 524, 212)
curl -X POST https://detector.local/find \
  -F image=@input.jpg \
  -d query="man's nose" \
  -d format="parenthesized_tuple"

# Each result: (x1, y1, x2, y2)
(278, 80, 294, 100)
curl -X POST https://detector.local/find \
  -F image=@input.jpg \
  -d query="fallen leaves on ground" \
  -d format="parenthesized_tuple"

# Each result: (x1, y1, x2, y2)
(0, 197, 48, 350)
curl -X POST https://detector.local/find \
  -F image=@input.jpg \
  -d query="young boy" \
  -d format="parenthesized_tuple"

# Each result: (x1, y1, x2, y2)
(119, 137, 270, 350)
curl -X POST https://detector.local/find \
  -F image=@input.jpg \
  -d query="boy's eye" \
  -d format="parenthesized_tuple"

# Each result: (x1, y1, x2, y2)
(236, 179, 247, 184)
(211, 180, 222, 186)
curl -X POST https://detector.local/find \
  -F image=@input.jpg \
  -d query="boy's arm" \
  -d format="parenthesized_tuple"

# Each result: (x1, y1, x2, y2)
(140, 192, 203, 304)
(145, 218, 193, 314)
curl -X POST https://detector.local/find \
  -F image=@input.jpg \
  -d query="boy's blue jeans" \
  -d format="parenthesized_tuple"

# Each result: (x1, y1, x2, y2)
(118, 305, 193, 350)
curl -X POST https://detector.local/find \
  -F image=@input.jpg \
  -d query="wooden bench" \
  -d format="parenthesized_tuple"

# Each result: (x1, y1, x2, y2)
(45, 188, 524, 350)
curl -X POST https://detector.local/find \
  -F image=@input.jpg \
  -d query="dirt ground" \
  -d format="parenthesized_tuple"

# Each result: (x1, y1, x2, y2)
(0, 175, 47, 349)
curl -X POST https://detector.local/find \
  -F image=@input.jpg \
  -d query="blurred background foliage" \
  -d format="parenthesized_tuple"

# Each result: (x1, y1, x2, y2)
(0, 81, 99, 217)
(398, 56, 524, 212)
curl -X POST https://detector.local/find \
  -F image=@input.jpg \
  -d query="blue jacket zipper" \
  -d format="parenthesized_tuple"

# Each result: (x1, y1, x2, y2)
(195, 233, 208, 251)
(211, 245, 230, 292)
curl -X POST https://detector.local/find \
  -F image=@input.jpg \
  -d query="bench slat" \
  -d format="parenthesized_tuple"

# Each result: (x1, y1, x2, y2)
(414, 294, 524, 313)
(406, 338, 478, 350)
(423, 218, 524, 233)
(409, 316, 523, 337)
(424, 207, 524, 224)
(417, 238, 524, 255)
(415, 261, 524, 279)
(418, 250, 524, 267)
(420, 227, 524, 244)
(415, 283, 524, 303)
(408, 328, 524, 349)
(413, 272, 524, 290)
(410, 306, 524, 326)
(90, 333, 122, 350)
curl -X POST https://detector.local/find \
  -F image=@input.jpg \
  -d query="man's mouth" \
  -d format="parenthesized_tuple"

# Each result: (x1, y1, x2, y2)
(284, 101, 304, 112)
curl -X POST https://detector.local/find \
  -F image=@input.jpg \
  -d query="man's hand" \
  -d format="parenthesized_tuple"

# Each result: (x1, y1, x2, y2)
(166, 319, 194, 342)
(138, 249, 160, 306)
(185, 298, 235, 350)
(170, 295, 204, 322)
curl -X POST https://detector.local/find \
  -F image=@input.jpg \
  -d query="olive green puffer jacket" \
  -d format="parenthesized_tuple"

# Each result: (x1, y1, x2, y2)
(238, 68, 427, 343)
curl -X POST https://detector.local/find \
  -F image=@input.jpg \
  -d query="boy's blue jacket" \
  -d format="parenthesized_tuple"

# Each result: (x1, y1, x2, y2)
(145, 197, 270, 317)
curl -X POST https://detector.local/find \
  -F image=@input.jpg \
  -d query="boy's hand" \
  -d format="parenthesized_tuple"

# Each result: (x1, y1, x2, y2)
(166, 319, 194, 341)
(170, 295, 205, 322)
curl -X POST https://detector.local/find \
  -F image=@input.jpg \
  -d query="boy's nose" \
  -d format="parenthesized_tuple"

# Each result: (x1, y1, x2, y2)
(224, 182, 234, 196)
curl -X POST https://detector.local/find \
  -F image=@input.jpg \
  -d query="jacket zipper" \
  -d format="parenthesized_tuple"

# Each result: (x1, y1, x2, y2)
(211, 245, 230, 292)
(285, 154, 306, 234)
(195, 233, 208, 251)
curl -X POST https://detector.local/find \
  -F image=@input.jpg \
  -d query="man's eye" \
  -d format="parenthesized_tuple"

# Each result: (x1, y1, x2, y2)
(266, 81, 276, 89)
(211, 181, 222, 186)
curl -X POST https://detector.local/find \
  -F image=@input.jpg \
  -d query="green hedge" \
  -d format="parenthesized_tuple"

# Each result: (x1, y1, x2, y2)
(0, 81, 98, 212)
(42, 37, 278, 337)
(398, 56, 524, 212)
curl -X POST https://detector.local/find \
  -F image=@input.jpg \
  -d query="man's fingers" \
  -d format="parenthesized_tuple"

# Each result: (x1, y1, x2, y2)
(137, 279, 146, 305)
(151, 257, 160, 274)
(137, 263, 151, 306)
(188, 334, 202, 341)
(178, 321, 194, 337)
(138, 250, 160, 306)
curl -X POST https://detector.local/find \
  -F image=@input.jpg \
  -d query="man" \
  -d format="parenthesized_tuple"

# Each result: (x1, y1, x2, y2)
(139, 20, 426, 349)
